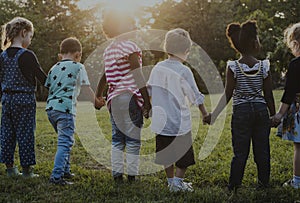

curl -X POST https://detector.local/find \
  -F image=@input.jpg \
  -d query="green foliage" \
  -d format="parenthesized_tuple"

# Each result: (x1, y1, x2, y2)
(2, 0, 300, 96)
(0, 0, 106, 100)
(144, 0, 300, 89)
(0, 91, 300, 202)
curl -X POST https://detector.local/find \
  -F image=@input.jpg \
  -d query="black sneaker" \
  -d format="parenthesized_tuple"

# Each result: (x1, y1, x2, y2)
(113, 175, 124, 183)
(63, 172, 75, 179)
(128, 175, 136, 183)
(49, 177, 74, 185)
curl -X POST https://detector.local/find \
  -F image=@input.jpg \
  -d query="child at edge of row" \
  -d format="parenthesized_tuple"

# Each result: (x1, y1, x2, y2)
(96, 10, 151, 183)
(272, 22, 300, 189)
(0, 17, 47, 177)
(147, 28, 208, 192)
(204, 20, 276, 192)
(45, 37, 105, 185)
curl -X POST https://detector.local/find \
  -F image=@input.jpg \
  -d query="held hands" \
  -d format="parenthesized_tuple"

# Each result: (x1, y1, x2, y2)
(203, 113, 212, 125)
(94, 97, 106, 110)
(270, 113, 282, 128)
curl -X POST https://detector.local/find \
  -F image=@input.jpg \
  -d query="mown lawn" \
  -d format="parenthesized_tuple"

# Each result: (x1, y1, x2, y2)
(0, 90, 300, 202)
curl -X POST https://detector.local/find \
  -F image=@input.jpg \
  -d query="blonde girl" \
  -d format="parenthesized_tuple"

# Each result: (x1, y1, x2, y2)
(0, 17, 47, 177)
(273, 22, 300, 189)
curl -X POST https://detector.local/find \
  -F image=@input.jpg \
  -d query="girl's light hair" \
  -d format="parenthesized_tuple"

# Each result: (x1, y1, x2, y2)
(164, 28, 192, 56)
(1, 17, 33, 50)
(284, 22, 300, 54)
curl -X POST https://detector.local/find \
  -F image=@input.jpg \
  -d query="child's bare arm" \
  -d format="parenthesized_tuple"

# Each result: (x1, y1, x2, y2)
(199, 104, 208, 117)
(129, 53, 151, 118)
(81, 85, 106, 109)
(96, 74, 107, 98)
(263, 73, 276, 116)
(210, 67, 235, 124)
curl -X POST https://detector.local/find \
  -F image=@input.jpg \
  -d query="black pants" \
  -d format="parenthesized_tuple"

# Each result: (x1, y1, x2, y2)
(229, 102, 271, 189)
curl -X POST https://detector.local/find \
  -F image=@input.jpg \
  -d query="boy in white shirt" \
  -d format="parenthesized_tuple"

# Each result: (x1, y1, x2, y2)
(147, 28, 208, 192)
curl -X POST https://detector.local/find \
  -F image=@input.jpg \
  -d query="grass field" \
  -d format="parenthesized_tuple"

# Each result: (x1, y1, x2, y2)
(0, 90, 300, 202)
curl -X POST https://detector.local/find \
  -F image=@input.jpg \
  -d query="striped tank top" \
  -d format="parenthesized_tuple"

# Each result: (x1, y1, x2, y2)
(228, 59, 270, 106)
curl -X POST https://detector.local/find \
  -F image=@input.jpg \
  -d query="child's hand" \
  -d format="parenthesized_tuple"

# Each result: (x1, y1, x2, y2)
(270, 113, 282, 128)
(143, 102, 152, 119)
(203, 113, 212, 125)
(95, 97, 106, 110)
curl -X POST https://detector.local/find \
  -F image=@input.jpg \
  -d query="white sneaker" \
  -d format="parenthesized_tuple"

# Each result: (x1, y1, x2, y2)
(283, 179, 300, 189)
(169, 180, 194, 192)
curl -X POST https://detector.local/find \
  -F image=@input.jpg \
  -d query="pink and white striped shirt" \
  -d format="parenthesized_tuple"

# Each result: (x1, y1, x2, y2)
(104, 40, 144, 108)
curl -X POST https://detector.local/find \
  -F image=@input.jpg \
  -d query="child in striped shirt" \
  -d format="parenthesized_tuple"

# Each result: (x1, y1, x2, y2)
(96, 10, 151, 183)
(204, 20, 275, 192)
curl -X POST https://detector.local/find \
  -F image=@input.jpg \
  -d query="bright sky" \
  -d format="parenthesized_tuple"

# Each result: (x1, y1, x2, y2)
(77, 0, 164, 10)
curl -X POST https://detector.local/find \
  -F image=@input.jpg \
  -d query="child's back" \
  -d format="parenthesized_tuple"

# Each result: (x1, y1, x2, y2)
(149, 59, 204, 135)
(46, 60, 89, 115)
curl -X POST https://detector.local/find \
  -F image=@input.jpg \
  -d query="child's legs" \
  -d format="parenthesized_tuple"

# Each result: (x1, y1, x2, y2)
(0, 101, 17, 167)
(48, 111, 75, 179)
(111, 115, 126, 177)
(174, 133, 195, 179)
(125, 98, 142, 176)
(110, 93, 142, 177)
(126, 136, 141, 176)
(13, 103, 36, 167)
(164, 165, 174, 178)
(252, 107, 271, 185)
(64, 153, 71, 174)
(293, 143, 300, 177)
(230, 107, 252, 187)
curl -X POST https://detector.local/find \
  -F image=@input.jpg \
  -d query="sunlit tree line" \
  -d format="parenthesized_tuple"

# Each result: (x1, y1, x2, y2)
(0, 0, 299, 98)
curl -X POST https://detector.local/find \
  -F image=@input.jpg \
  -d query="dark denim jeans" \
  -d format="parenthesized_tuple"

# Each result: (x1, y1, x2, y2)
(229, 102, 271, 189)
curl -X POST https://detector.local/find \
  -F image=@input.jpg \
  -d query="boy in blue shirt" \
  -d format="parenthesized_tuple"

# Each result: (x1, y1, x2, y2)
(46, 37, 104, 185)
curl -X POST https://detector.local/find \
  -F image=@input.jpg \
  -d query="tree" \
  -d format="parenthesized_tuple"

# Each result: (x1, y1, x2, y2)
(0, 0, 106, 100)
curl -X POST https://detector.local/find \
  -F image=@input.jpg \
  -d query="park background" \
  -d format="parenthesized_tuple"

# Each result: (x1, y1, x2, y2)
(1, 0, 300, 202)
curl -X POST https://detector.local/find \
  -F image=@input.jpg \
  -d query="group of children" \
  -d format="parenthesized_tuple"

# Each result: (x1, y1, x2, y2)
(0, 13, 300, 192)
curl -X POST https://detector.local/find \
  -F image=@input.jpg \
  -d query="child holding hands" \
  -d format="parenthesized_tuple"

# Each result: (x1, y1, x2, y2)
(46, 37, 105, 185)
(147, 28, 208, 192)
(96, 11, 151, 183)
(0, 17, 47, 177)
(204, 20, 275, 191)
(272, 22, 300, 189)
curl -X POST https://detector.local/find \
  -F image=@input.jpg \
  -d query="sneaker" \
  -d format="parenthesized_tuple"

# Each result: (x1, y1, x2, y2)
(283, 179, 300, 189)
(169, 180, 194, 192)
(49, 177, 74, 186)
(256, 180, 270, 190)
(113, 175, 124, 183)
(128, 175, 136, 183)
(63, 172, 75, 179)
(22, 167, 39, 178)
(6, 167, 22, 177)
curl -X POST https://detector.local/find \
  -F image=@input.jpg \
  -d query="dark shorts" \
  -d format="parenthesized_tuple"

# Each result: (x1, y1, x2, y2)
(155, 132, 195, 168)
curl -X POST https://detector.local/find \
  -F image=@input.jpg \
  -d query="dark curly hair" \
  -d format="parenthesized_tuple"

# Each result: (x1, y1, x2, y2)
(226, 20, 258, 54)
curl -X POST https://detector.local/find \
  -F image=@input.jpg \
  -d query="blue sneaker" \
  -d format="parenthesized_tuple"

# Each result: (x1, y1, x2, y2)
(283, 179, 300, 189)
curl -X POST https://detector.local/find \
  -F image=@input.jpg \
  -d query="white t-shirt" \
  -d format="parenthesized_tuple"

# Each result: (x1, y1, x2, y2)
(147, 59, 205, 136)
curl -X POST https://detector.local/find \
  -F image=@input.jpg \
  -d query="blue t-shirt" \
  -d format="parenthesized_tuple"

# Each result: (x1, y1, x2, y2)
(45, 60, 90, 115)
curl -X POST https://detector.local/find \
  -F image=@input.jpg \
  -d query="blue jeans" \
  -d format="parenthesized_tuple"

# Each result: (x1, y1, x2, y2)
(110, 93, 143, 177)
(229, 102, 271, 188)
(47, 110, 75, 179)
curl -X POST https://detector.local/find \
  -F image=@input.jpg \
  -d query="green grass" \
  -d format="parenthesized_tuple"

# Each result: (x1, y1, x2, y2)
(0, 90, 300, 202)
